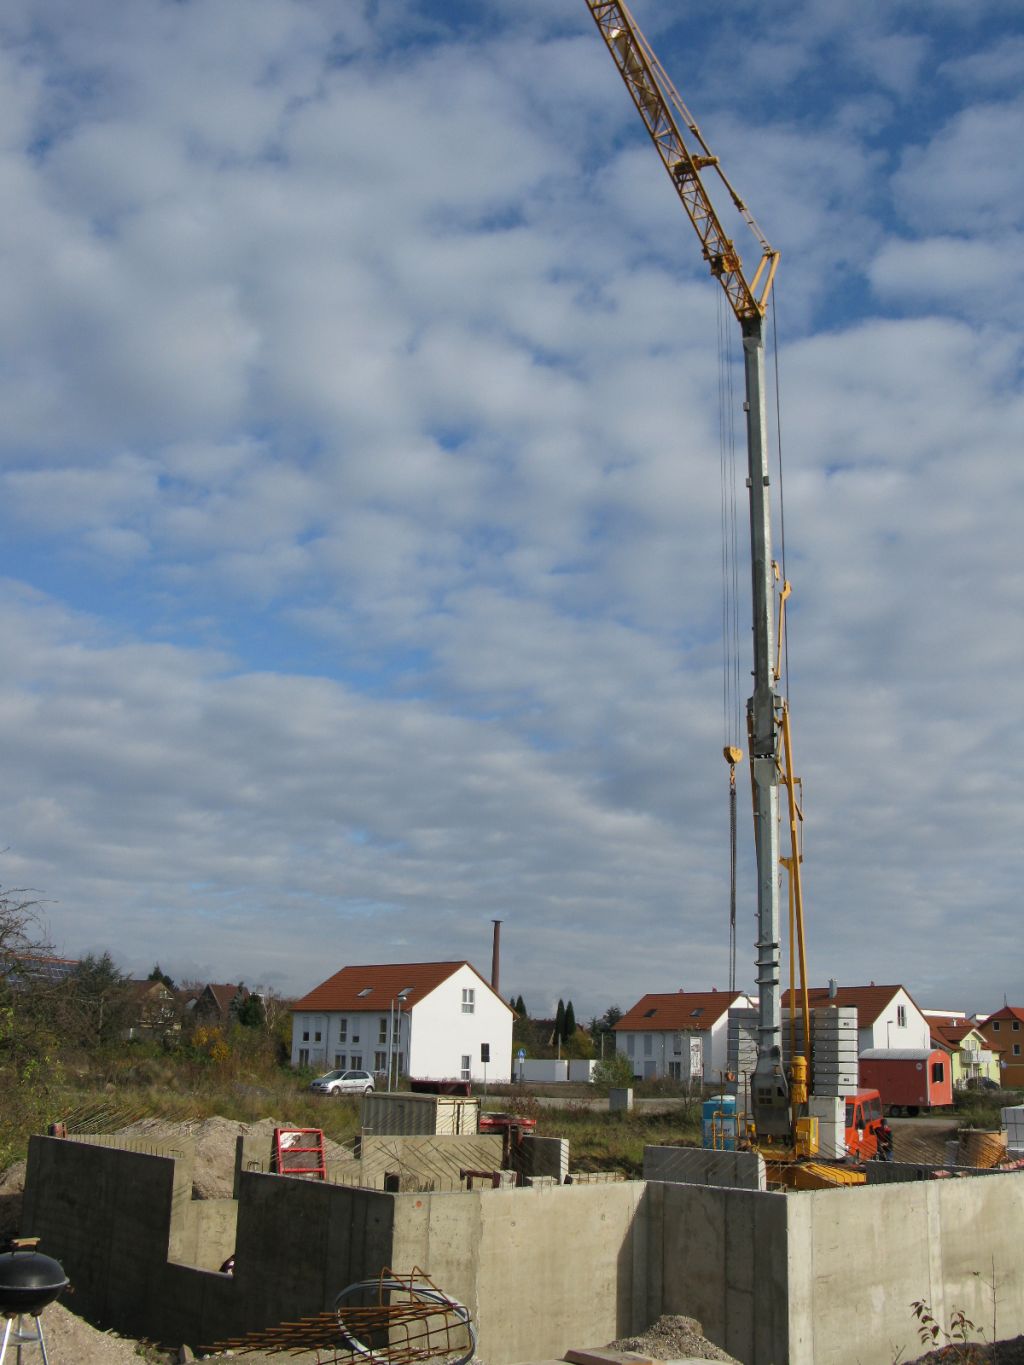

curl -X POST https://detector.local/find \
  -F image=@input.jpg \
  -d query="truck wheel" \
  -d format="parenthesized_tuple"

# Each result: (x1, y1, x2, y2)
(907, 1105, 920, 1117)
(888, 1105, 902, 1118)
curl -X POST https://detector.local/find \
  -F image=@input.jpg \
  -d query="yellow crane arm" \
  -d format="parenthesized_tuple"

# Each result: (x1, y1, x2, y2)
(583, 0, 778, 322)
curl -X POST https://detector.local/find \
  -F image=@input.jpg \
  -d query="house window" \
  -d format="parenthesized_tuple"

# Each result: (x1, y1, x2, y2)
(350, 1054, 362, 1069)
(462, 989, 475, 1014)
(314, 1031, 322, 1043)
(302, 1031, 309, 1042)
(1014, 1044, 1021, 1057)
(673, 1033, 683, 1055)
(378, 1019, 388, 1044)
(896, 1006, 907, 1028)
(339, 1018, 348, 1042)
(931, 1061, 944, 1084)
(668, 1062, 681, 1080)
(335, 1054, 345, 1069)
(1014, 1022, 1021, 1032)
(625, 1035, 635, 1056)
(993, 1021, 1000, 1031)
(461, 1054, 471, 1080)
(298, 1048, 309, 1067)
(396, 1053, 405, 1075)
(374, 1051, 387, 1071)
(643, 1035, 653, 1057)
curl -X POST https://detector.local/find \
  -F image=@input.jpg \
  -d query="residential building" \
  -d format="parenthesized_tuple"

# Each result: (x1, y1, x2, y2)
(189, 983, 250, 1028)
(782, 983, 931, 1054)
(614, 990, 754, 1084)
(927, 1019, 998, 1089)
(975, 1006, 1024, 1088)
(125, 979, 180, 1041)
(290, 961, 513, 1084)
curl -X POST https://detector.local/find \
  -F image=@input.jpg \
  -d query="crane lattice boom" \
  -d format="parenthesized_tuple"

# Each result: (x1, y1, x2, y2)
(584, 0, 778, 322)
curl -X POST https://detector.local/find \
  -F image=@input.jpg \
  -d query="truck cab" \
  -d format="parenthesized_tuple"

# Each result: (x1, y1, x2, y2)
(844, 1089, 884, 1160)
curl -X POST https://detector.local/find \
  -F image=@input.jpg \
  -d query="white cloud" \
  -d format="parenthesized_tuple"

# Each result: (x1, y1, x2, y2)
(0, 0, 1019, 1018)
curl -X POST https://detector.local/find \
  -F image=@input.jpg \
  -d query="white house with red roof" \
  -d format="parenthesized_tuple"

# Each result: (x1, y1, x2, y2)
(782, 983, 932, 1054)
(290, 961, 513, 1084)
(613, 989, 754, 1084)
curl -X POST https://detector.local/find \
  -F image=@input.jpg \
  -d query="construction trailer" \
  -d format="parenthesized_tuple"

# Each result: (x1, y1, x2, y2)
(859, 1048, 954, 1115)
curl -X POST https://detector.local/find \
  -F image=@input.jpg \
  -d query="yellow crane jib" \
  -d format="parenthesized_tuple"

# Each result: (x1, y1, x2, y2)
(584, 0, 779, 322)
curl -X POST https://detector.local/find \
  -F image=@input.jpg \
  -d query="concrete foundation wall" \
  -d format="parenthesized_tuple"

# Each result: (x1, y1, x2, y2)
(357, 1133, 504, 1189)
(786, 1171, 1024, 1365)
(390, 1182, 647, 1364)
(643, 1146, 766, 1190)
(644, 1182, 790, 1364)
(22, 1133, 1024, 1365)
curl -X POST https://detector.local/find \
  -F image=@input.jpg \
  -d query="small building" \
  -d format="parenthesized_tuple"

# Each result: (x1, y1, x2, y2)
(614, 990, 754, 1084)
(290, 960, 513, 1084)
(189, 982, 251, 1027)
(975, 1005, 1024, 1088)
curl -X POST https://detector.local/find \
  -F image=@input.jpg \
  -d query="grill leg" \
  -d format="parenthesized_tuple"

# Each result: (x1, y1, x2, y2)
(0, 1314, 49, 1365)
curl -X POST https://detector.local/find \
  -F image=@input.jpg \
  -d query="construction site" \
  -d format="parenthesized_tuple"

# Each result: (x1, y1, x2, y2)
(5, 2, 1021, 1363)
(15, 1089, 1024, 1364)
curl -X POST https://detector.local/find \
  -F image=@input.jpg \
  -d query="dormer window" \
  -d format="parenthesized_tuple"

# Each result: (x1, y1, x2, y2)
(643, 1008, 657, 1018)
(357, 987, 373, 998)
(398, 987, 412, 999)
(690, 1007, 704, 1018)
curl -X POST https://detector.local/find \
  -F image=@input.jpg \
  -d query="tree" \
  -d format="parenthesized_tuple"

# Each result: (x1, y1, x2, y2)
(147, 963, 175, 990)
(515, 994, 526, 1017)
(555, 998, 566, 1041)
(563, 1000, 576, 1040)
(593, 1050, 635, 1090)
(233, 991, 265, 1029)
(63, 953, 135, 1047)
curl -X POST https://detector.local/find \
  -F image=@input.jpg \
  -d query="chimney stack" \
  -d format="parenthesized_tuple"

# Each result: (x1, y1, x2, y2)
(491, 919, 502, 995)
(828, 977, 838, 1000)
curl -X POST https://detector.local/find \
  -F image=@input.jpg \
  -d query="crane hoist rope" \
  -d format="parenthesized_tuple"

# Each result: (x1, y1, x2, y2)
(584, 0, 811, 1151)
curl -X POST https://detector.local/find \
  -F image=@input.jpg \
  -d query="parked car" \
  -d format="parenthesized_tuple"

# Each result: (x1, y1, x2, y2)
(309, 1068, 374, 1095)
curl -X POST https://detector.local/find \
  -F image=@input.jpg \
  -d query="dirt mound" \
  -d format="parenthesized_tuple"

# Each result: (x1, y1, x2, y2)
(115, 1115, 351, 1198)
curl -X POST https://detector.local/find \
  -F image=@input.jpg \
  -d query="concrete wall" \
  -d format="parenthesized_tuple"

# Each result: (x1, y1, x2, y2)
(643, 1146, 766, 1190)
(22, 1133, 1024, 1365)
(389, 1182, 648, 1364)
(785, 1171, 1024, 1365)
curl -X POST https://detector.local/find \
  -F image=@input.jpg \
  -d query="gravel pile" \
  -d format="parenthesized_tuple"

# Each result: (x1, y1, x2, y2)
(609, 1313, 741, 1362)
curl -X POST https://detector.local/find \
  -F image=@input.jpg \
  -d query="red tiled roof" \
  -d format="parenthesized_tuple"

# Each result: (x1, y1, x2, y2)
(292, 961, 509, 1014)
(614, 991, 746, 1032)
(982, 1005, 1024, 1025)
(931, 1022, 979, 1050)
(780, 984, 915, 1026)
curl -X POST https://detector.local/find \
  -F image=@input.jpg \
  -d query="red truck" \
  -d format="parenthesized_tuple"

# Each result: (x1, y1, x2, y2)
(844, 1089, 886, 1160)
(858, 1048, 953, 1117)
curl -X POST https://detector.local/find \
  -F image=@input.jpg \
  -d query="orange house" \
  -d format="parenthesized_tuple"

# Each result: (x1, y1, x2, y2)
(976, 1005, 1024, 1088)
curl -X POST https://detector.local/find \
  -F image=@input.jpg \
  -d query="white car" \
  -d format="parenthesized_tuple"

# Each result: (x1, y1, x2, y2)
(309, 1068, 374, 1096)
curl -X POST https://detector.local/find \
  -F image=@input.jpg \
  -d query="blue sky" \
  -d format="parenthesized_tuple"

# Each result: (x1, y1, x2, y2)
(0, 0, 1021, 1018)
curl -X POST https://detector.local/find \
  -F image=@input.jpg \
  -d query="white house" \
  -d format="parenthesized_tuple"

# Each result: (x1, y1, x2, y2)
(614, 990, 755, 1084)
(290, 960, 513, 1084)
(783, 983, 932, 1053)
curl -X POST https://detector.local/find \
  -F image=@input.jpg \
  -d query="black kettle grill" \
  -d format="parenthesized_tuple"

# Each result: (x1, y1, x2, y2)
(0, 1239, 68, 1317)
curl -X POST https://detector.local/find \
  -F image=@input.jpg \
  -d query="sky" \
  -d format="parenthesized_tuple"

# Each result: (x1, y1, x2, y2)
(0, 0, 1021, 1021)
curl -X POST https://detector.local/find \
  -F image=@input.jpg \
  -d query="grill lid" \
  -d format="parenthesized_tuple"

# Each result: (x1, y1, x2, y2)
(0, 1239, 68, 1315)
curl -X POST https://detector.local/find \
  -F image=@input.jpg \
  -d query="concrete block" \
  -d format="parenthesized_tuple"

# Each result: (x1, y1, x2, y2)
(609, 1087, 633, 1112)
(564, 1350, 659, 1365)
(643, 1146, 765, 1191)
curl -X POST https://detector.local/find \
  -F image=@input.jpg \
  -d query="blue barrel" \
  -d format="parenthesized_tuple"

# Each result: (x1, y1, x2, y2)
(701, 1093, 737, 1150)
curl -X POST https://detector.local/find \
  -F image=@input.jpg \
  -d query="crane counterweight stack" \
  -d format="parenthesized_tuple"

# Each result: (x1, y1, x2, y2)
(585, 0, 801, 1148)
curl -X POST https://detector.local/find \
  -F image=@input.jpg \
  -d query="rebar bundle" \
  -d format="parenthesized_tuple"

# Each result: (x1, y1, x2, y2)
(208, 1267, 476, 1364)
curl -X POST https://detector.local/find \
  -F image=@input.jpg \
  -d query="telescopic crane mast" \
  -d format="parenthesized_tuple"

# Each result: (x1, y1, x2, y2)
(584, 0, 801, 1141)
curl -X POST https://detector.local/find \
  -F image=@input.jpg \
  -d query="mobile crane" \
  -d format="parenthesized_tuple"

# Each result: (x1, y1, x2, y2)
(583, 0, 815, 1160)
